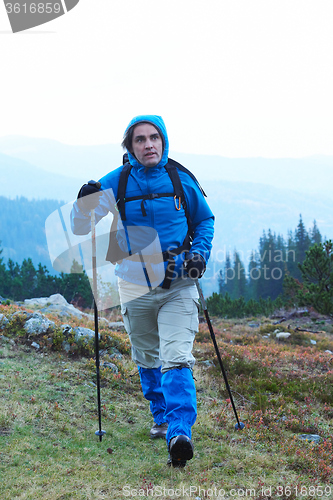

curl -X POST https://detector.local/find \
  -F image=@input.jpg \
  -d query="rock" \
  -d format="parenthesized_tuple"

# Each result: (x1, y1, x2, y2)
(276, 332, 291, 339)
(62, 341, 71, 353)
(24, 314, 55, 336)
(108, 321, 125, 329)
(61, 324, 73, 337)
(248, 323, 260, 328)
(109, 352, 123, 360)
(40, 304, 86, 319)
(25, 294, 89, 319)
(99, 317, 109, 326)
(102, 362, 118, 374)
(74, 327, 98, 343)
(25, 294, 68, 307)
(299, 434, 321, 444)
(310, 339, 317, 345)
(24, 293, 122, 326)
(11, 310, 34, 321)
(0, 334, 16, 346)
(0, 314, 9, 330)
(325, 350, 333, 354)
(200, 360, 214, 368)
(31, 341, 40, 349)
(109, 347, 123, 360)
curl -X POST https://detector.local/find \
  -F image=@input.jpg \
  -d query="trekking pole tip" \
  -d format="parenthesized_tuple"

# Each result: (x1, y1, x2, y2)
(235, 422, 245, 431)
(95, 430, 106, 438)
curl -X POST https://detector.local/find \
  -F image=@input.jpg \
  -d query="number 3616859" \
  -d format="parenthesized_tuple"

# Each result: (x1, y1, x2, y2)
(5, 3, 62, 14)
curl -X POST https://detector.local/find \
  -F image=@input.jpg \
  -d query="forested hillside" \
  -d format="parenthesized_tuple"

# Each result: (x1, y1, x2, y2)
(218, 216, 323, 301)
(0, 196, 63, 268)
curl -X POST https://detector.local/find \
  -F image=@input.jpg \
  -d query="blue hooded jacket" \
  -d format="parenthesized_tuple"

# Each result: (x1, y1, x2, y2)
(71, 115, 214, 286)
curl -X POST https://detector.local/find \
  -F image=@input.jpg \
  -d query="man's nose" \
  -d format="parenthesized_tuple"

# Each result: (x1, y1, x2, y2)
(145, 139, 153, 148)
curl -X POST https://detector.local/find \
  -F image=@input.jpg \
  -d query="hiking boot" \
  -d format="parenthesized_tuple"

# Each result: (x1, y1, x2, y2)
(167, 453, 187, 468)
(150, 422, 168, 439)
(168, 435, 194, 467)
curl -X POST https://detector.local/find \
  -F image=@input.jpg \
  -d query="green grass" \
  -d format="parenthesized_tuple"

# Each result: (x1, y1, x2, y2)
(1, 306, 333, 499)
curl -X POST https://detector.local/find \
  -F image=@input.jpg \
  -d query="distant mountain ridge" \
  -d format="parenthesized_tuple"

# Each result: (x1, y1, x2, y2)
(1, 135, 333, 196)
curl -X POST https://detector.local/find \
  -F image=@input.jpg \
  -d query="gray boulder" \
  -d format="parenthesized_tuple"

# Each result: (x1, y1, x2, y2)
(276, 332, 291, 339)
(299, 434, 321, 444)
(0, 314, 9, 330)
(108, 321, 125, 329)
(11, 310, 34, 321)
(74, 326, 99, 343)
(62, 341, 71, 353)
(24, 293, 66, 307)
(61, 324, 73, 337)
(102, 361, 118, 374)
(24, 313, 55, 336)
(25, 294, 88, 319)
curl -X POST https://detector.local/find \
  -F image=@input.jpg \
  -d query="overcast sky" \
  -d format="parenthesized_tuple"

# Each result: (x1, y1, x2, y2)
(1, 0, 333, 158)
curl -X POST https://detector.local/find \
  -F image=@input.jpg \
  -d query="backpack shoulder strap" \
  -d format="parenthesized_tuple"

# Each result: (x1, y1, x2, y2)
(163, 161, 184, 201)
(167, 158, 207, 197)
(116, 162, 132, 221)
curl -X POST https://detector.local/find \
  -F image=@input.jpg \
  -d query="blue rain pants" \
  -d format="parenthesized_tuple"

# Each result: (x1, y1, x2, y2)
(139, 365, 197, 443)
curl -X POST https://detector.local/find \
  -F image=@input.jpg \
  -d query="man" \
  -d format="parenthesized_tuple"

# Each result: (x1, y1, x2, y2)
(71, 115, 214, 467)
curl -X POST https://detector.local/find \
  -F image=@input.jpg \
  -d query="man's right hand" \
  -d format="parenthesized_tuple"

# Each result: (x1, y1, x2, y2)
(77, 180, 102, 212)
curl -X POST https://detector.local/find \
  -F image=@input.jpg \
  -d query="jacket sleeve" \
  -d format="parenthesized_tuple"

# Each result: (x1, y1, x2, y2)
(182, 176, 215, 264)
(190, 216, 215, 263)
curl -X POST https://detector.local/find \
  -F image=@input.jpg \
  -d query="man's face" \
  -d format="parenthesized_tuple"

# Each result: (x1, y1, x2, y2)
(131, 123, 163, 168)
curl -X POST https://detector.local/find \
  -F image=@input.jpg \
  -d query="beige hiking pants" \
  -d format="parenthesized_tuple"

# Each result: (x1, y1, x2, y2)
(118, 277, 199, 373)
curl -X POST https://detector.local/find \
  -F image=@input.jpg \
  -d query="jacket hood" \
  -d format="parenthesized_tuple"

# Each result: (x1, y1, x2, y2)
(124, 115, 169, 168)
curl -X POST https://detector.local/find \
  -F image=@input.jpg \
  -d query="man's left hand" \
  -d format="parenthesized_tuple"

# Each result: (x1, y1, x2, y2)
(186, 254, 206, 279)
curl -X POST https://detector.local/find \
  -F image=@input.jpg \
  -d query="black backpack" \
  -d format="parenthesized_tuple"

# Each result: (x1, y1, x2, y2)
(106, 155, 206, 289)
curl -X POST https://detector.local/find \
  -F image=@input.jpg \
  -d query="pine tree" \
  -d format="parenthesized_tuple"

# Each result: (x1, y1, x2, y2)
(219, 252, 234, 297)
(0, 243, 9, 299)
(310, 220, 322, 245)
(286, 229, 297, 277)
(294, 214, 311, 280)
(248, 250, 260, 300)
(20, 258, 37, 300)
(257, 229, 275, 300)
(298, 240, 333, 315)
(231, 251, 247, 299)
(59, 260, 93, 308)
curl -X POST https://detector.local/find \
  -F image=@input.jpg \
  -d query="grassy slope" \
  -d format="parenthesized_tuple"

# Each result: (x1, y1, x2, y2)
(0, 304, 333, 500)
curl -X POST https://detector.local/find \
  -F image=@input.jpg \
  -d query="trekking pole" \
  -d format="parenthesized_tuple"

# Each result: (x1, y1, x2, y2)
(91, 197, 106, 442)
(195, 279, 245, 430)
